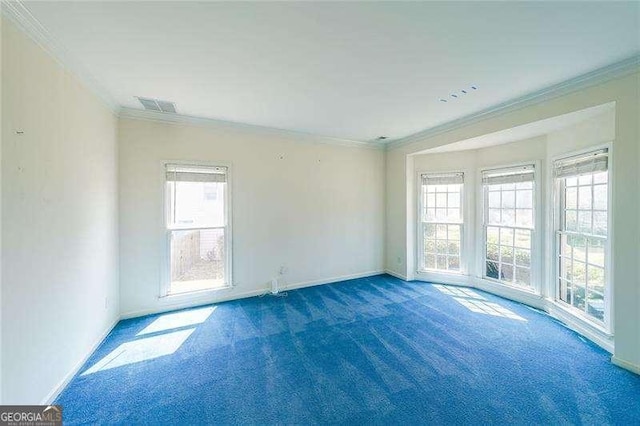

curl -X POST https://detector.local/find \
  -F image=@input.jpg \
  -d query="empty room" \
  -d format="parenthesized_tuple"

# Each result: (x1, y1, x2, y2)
(1, 0, 639, 424)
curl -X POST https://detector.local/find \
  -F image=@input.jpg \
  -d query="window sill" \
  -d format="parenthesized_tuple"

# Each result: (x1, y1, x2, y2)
(547, 299, 612, 336)
(159, 284, 232, 302)
(480, 276, 540, 295)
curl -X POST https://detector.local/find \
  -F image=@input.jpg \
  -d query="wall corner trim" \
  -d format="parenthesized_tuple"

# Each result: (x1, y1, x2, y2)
(611, 356, 640, 376)
(1, 0, 119, 113)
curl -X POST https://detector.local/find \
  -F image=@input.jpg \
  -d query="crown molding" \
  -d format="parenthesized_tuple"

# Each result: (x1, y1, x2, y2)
(1, 0, 119, 113)
(386, 55, 640, 151)
(119, 107, 385, 150)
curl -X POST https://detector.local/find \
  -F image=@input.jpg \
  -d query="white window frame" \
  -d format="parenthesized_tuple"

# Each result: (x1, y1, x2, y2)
(416, 171, 465, 275)
(160, 160, 233, 298)
(551, 144, 613, 332)
(478, 161, 542, 294)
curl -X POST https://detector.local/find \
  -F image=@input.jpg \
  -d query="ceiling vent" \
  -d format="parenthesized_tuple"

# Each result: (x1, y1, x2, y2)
(136, 97, 177, 113)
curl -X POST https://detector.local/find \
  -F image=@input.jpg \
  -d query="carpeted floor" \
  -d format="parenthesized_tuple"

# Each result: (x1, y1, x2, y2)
(57, 274, 640, 424)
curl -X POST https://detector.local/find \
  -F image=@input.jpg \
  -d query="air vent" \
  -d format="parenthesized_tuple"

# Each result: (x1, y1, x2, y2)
(136, 97, 177, 113)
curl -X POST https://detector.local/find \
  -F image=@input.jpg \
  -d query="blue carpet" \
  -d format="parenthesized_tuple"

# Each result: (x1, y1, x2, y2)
(57, 275, 640, 424)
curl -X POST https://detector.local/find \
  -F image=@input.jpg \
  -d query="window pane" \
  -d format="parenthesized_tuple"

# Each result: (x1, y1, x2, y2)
(427, 193, 436, 209)
(425, 223, 436, 239)
(588, 238, 605, 268)
(593, 171, 607, 184)
(578, 174, 592, 185)
(448, 192, 460, 208)
(573, 260, 586, 286)
(436, 255, 447, 270)
(578, 186, 592, 210)
(500, 228, 514, 246)
(426, 208, 436, 221)
(502, 209, 516, 226)
(487, 227, 499, 245)
(593, 212, 607, 236)
(425, 254, 436, 269)
(448, 225, 461, 241)
(571, 235, 587, 262)
(169, 181, 225, 228)
(516, 267, 530, 286)
(486, 261, 499, 279)
(560, 256, 572, 281)
(488, 191, 501, 208)
(425, 239, 436, 253)
(565, 210, 577, 231)
(488, 209, 501, 224)
(447, 208, 460, 222)
(593, 185, 607, 210)
(501, 264, 514, 281)
(578, 211, 592, 233)
(500, 246, 514, 265)
(448, 240, 460, 255)
(486, 244, 499, 261)
(516, 190, 533, 209)
(573, 283, 586, 311)
(565, 187, 577, 209)
(448, 256, 460, 271)
(514, 229, 531, 249)
(566, 176, 577, 187)
(170, 229, 225, 293)
(559, 279, 572, 304)
(516, 181, 533, 190)
(436, 224, 448, 239)
(515, 209, 533, 228)
(501, 191, 515, 209)
(436, 240, 447, 254)
(436, 208, 447, 221)
(436, 193, 447, 208)
(515, 249, 531, 267)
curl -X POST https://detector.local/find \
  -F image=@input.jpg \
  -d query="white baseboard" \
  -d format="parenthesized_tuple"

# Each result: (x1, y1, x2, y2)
(120, 270, 385, 319)
(384, 269, 408, 281)
(611, 356, 640, 375)
(41, 317, 119, 405)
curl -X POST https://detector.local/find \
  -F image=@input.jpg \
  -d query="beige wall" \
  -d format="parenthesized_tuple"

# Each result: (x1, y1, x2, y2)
(118, 117, 385, 317)
(1, 19, 119, 403)
(386, 72, 639, 370)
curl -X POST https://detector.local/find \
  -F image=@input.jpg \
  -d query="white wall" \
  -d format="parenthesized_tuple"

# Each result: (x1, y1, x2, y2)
(387, 72, 639, 371)
(118, 117, 385, 317)
(1, 18, 119, 403)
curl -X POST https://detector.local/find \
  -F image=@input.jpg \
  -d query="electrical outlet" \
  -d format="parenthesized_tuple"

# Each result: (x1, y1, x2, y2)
(396, 256, 402, 265)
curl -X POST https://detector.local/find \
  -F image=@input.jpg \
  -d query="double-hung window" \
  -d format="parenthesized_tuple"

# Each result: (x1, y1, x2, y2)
(419, 172, 464, 273)
(554, 148, 609, 325)
(482, 165, 535, 288)
(165, 164, 231, 295)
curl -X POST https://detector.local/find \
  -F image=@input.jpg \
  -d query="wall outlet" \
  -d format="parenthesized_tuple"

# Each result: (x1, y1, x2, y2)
(396, 256, 402, 265)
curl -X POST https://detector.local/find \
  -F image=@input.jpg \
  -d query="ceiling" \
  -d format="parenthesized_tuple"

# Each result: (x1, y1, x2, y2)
(15, 1, 640, 143)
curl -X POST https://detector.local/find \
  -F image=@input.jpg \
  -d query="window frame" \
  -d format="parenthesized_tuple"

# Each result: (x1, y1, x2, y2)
(478, 161, 542, 294)
(160, 160, 233, 298)
(416, 170, 466, 275)
(551, 144, 613, 332)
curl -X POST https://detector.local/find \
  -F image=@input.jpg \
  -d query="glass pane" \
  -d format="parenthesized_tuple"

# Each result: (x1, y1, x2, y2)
(573, 260, 586, 285)
(170, 228, 225, 294)
(501, 191, 515, 208)
(515, 209, 533, 228)
(593, 212, 607, 236)
(426, 208, 436, 221)
(448, 240, 460, 255)
(436, 240, 447, 254)
(500, 228, 514, 246)
(436, 193, 447, 208)
(588, 238, 605, 268)
(427, 185, 436, 193)
(559, 278, 572, 304)
(488, 191, 501, 208)
(169, 181, 225, 228)
(565, 187, 577, 209)
(560, 256, 572, 281)
(515, 249, 531, 267)
(516, 267, 530, 286)
(488, 209, 501, 224)
(565, 210, 577, 231)
(436, 224, 448, 239)
(571, 236, 587, 262)
(588, 265, 605, 290)
(448, 225, 461, 241)
(560, 234, 571, 258)
(436, 208, 447, 221)
(593, 185, 607, 210)
(500, 246, 514, 265)
(486, 261, 499, 279)
(573, 283, 586, 311)
(425, 239, 436, 253)
(578, 174, 592, 185)
(486, 244, 499, 261)
(425, 223, 436, 239)
(425, 254, 436, 269)
(487, 227, 500, 245)
(436, 255, 447, 270)
(578, 211, 592, 234)
(593, 171, 608, 184)
(501, 264, 514, 282)
(516, 181, 533, 190)
(447, 208, 460, 222)
(587, 290, 605, 322)
(566, 176, 578, 187)
(448, 192, 460, 208)
(514, 229, 531, 249)
(448, 256, 460, 271)
(516, 190, 533, 209)
(501, 183, 515, 191)
(578, 186, 592, 210)
(502, 209, 516, 226)
(427, 193, 436, 209)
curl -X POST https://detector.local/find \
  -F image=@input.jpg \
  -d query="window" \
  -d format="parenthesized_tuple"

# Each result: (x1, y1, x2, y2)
(482, 165, 535, 288)
(419, 172, 464, 273)
(165, 164, 230, 295)
(554, 148, 609, 325)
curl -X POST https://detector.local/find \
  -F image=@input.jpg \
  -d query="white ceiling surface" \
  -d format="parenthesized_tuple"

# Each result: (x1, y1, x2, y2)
(22, 1, 640, 143)
(419, 102, 615, 154)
